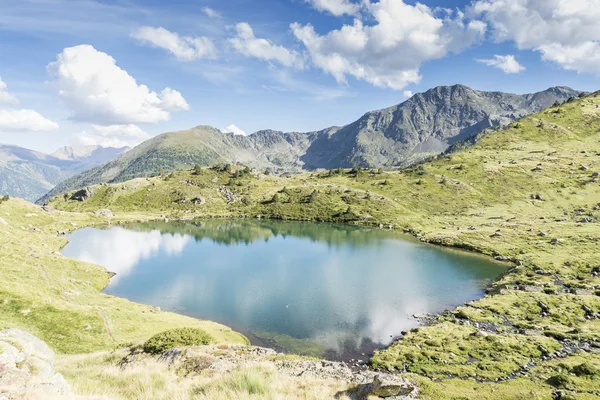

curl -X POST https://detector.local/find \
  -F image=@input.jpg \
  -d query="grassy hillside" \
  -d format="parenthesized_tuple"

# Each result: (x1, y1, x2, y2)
(44, 92, 600, 399)
(38, 85, 578, 205)
(0, 198, 248, 355)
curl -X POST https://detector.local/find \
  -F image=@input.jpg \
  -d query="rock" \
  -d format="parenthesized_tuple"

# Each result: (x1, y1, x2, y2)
(94, 209, 113, 218)
(370, 374, 415, 398)
(70, 187, 95, 202)
(0, 217, 6, 225)
(158, 348, 183, 365)
(495, 256, 510, 261)
(490, 231, 502, 237)
(538, 301, 551, 314)
(0, 329, 71, 398)
(550, 238, 564, 245)
(41, 205, 54, 213)
(219, 185, 238, 204)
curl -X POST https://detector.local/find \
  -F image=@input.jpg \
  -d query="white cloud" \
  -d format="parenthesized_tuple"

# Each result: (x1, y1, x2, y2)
(471, 0, 600, 75)
(305, 0, 360, 16)
(221, 124, 248, 136)
(46, 45, 190, 125)
(131, 26, 217, 61)
(403, 90, 413, 99)
(292, 0, 486, 90)
(202, 7, 221, 19)
(0, 109, 59, 132)
(230, 23, 304, 69)
(0, 77, 19, 105)
(75, 124, 150, 148)
(476, 54, 525, 73)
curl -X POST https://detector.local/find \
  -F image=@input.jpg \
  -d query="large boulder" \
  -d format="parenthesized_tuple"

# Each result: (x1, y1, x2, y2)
(0, 329, 71, 398)
(70, 187, 94, 202)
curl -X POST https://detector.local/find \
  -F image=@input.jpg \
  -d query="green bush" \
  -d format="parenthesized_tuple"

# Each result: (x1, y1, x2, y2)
(546, 374, 571, 389)
(143, 328, 214, 354)
(571, 363, 598, 377)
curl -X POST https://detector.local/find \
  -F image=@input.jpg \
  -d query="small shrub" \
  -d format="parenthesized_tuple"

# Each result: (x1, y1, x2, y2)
(546, 374, 571, 389)
(571, 363, 598, 377)
(0, 195, 9, 204)
(143, 328, 214, 354)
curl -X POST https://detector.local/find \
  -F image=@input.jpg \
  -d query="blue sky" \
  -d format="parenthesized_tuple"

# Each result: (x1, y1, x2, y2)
(0, 0, 599, 153)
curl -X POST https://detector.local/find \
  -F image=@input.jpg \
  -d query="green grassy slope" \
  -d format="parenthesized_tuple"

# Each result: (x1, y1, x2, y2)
(28, 93, 600, 398)
(0, 199, 248, 354)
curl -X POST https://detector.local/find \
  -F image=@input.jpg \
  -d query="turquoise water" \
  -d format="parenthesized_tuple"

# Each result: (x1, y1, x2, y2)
(62, 219, 507, 360)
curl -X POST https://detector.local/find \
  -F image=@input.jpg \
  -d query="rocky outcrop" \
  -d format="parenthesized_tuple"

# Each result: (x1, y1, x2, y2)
(122, 343, 417, 399)
(70, 187, 94, 201)
(0, 329, 71, 398)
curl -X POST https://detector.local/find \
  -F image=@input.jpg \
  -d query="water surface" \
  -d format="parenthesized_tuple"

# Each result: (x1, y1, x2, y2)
(62, 219, 507, 360)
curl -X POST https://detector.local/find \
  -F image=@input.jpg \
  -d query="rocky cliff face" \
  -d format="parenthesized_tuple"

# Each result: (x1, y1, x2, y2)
(0, 329, 71, 398)
(39, 85, 579, 203)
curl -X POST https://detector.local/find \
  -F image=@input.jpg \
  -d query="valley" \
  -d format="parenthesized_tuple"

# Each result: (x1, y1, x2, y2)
(2, 92, 599, 399)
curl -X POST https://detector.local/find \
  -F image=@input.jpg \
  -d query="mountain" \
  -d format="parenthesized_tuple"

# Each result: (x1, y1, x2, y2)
(38, 85, 579, 203)
(51, 145, 130, 165)
(0, 145, 128, 202)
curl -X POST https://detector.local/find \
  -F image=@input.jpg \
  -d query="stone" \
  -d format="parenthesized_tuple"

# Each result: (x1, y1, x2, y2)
(0, 329, 71, 398)
(70, 187, 95, 202)
(94, 209, 113, 218)
(370, 374, 415, 398)
(41, 205, 54, 213)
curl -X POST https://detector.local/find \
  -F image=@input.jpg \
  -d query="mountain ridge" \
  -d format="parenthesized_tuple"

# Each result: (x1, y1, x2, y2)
(38, 84, 580, 204)
(0, 144, 128, 202)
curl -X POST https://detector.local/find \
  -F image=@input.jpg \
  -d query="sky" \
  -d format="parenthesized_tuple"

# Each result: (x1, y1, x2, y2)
(0, 0, 599, 153)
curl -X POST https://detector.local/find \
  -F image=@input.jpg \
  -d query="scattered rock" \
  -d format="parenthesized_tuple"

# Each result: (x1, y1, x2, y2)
(94, 209, 113, 218)
(41, 205, 54, 213)
(219, 185, 238, 204)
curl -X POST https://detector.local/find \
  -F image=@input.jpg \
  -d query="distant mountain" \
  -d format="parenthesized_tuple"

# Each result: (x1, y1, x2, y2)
(51, 145, 130, 165)
(0, 145, 128, 202)
(39, 85, 579, 203)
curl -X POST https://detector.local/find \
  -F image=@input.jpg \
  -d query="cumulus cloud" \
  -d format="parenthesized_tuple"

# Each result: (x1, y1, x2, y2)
(403, 90, 413, 99)
(202, 7, 221, 19)
(470, 0, 600, 75)
(0, 77, 19, 105)
(292, 0, 486, 90)
(221, 124, 248, 136)
(46, 45, 190, 125)
(230, 23, 304, 69)
(75, 124, 150, 148)
(0, 109, 59, 132)
(305, 0, 360, 16)
(476, 54, 525, 73)
(131, 26, 217, 61)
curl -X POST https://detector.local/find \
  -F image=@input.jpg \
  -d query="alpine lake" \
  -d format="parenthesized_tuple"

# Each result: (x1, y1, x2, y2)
(62, 219, 508, 361)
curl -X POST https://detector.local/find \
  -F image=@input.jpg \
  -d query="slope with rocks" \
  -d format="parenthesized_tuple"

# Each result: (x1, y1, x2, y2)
(39, 85, 579, 203)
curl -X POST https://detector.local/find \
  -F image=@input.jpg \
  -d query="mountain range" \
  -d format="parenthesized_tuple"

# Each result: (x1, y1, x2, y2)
(0, 145, 129, 202)
(38, 84, 579, 204)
